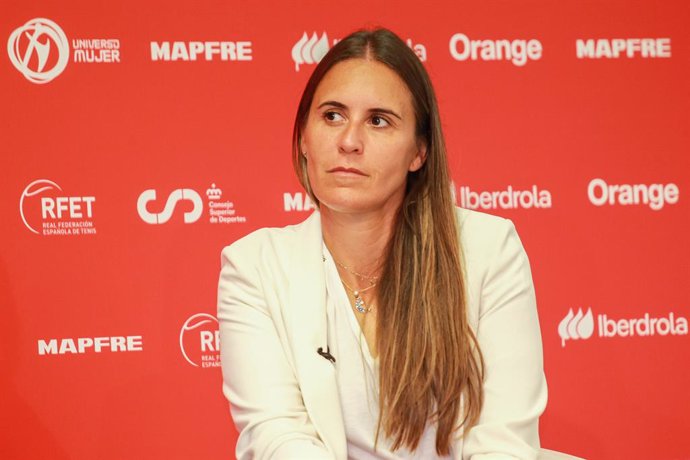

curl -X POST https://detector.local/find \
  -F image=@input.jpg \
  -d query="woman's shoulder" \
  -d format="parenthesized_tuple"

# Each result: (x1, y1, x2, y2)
(454, 207, 534, 328)
(221, 212, 320, 259)
(455, 206, 517, 247)
(454, 206, 527, 280)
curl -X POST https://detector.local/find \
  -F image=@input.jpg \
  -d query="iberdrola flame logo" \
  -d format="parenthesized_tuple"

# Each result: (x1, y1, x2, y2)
(558, 308, 594, 347)
(291, 32, 329, 71)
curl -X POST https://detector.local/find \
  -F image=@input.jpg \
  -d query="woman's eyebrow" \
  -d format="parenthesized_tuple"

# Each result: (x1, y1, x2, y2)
(317, 100, 402, 120)
(370, 107, 402, 120)
(317, 100, 347, 110)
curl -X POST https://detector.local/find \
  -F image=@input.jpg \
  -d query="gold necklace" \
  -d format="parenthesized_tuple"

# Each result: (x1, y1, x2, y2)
(333, 258, 378, 286)
(340, 278, 376, 313)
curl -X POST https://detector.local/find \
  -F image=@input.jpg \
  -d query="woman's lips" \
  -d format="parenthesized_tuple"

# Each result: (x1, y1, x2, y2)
(328, 166, 367, 176)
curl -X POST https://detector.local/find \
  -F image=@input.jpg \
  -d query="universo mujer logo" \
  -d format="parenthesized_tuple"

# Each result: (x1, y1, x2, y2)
(558, 308, 688, 347)
(8, 18, 69, 84)
(8, 17, 121, 84)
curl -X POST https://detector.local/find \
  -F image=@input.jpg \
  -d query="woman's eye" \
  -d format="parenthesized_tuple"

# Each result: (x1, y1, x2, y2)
(324, 111, 343, 122)
(371, 115, 390, 127)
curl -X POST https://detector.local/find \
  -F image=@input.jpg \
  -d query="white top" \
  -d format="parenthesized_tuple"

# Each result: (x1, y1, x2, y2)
(323, 243, 452, 460)
(218, 209, 547, 460)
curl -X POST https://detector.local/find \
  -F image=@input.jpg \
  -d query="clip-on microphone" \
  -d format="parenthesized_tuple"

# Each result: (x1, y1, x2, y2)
(317, 346, 336, 363)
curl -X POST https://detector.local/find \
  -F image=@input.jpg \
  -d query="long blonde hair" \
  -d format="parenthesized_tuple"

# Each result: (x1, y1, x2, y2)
(292, 28, 484, 455)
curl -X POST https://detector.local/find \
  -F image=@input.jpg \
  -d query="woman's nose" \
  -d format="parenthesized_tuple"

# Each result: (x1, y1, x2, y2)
(337, 121, 363, 154)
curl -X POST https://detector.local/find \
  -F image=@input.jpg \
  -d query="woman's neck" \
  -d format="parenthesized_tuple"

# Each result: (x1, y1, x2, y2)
(320, 205, 398, 280)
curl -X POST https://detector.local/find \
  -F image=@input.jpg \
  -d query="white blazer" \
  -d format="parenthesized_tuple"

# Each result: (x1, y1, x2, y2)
(217, 207, 548, 460)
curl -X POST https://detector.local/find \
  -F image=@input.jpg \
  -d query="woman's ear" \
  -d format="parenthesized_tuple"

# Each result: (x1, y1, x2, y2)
(408, 141, 427, 172)
(299, 134, 306, 157)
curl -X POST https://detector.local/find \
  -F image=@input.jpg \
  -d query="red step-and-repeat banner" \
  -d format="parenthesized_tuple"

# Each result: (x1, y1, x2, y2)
(2, 1, 688, 459)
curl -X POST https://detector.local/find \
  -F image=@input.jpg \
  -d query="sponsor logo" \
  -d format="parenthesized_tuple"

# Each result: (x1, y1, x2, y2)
(558, 308, 595, 347)
(206, 183, 246, 224)
(137, 183, 246, 225)
(558, 308, 688, 347)
(292, 32, 330, 71)
(8, 18, 69, 84)
(456, 184, 552, 210)
(587, 178, 679, 210)
(150, 41, 253, 61)
(406, 39, 428, 62)
(449, 33, 542, 66)
(8, 17, 120, 84)
(72, 38, 120, 63)
(179, 313, 220, 368)
(38, 335, 143, 355)
(283, 192, 316, 212)
(20, 179, 97, 236)
(291, 32, 427, 71)
(137, 188, 203, 224)
(576, 38, 671, 59)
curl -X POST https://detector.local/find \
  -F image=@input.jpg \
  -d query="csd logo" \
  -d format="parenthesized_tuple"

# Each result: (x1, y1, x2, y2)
(137, 189, 203, 224)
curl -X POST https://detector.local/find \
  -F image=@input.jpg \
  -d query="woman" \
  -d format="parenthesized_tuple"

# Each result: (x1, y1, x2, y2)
(218, 28, 547, 459)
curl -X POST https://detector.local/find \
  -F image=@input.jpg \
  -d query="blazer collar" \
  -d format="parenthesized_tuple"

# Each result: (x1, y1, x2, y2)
(286, 211, 347, 458)
(283, 211, 464, 458)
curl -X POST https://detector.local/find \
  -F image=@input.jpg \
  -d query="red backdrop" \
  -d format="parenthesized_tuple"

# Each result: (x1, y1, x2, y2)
(2, 1, 689, 459)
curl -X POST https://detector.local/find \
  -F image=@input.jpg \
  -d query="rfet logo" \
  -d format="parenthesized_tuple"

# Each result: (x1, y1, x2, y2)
(179, 313, 220, 368)
(7, 18, 69, 84)
(20, 179, 97, 236)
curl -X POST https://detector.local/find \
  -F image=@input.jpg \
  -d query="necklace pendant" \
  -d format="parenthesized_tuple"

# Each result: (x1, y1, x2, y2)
(355, 296, 367, 313)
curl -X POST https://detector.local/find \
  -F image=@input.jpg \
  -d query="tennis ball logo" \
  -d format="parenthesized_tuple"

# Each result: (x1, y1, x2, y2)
(179, 313, 220, 368)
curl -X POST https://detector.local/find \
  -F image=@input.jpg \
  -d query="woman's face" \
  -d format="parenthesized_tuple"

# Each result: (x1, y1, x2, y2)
(301, 58, 426, 216)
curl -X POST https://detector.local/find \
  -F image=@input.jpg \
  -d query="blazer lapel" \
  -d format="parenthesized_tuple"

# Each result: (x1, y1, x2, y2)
(286, 211, 347, 458)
